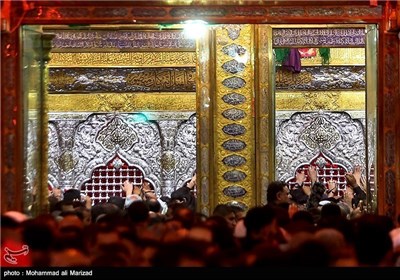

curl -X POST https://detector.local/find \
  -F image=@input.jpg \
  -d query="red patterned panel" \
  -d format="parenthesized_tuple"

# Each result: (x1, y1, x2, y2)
(81, 155, 144, 205)
(298, 48, 317, 58)
(287, 152, 349, 196)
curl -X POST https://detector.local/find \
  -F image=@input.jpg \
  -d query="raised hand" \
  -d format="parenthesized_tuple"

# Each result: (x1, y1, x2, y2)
(142, 181, 157, 199)
(133, 185, 141, 195)
(327, 179, 337, 197)
(308, 165, 318, 184)
(343, 187, 354, 207)
(327, 179, 337, 192)
(345, 173, 357, 188)
(187, 173, 196, 189)
(353, 165, 362, 186)
(142, 181, 152, 192)
(295, 170, 306, 185)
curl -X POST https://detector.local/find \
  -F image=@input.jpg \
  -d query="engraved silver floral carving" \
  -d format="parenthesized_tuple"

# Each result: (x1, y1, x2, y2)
(222, 60, 246, 74)
(276, 111, 365, 182)
(222, 124, 246, 136)
(96, 117, 139, 151)
(173, 113, 197, 191)
(223, 170, 247, 182)
(314, 156, 327, 169)
(47, 112, 196, 198)
(222, 92, 246, 105)
(222, 154, 246, 167)
(111, 157, 124, 171)
(225, 25, 242, 40)
(222, 108, 246, 121)
(222, 44, 247, 57)
(299, 116, 341, 150)
(222, 77, 246, 89)
(223, 185, 247, 198)
(222, 139, 246, 151)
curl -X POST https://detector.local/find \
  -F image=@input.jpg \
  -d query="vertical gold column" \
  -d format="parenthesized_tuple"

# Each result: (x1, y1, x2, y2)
(255, 25, 275, 205)
(197, 29, 214, 215)
(32, 33, 55, 215)
(213, 25, 255, 210)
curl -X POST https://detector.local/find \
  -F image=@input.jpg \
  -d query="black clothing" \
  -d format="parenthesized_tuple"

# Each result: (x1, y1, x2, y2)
(63, 189, 81, 203)
(170, 186, 196, 211)
(290, 183, 309, 205)
(352, 186, 367, 208)
(306, 182, 326, 210)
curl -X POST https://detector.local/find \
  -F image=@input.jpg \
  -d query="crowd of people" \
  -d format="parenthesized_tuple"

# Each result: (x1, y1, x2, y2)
(1, 167, 400, 267)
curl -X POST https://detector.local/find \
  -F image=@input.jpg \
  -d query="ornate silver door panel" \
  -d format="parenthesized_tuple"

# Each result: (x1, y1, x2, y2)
(47, 112, 196, 204)
(276, 110, 366, 192)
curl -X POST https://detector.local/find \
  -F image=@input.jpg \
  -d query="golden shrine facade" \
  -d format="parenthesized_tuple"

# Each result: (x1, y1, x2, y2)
(1, 0, 399, 221)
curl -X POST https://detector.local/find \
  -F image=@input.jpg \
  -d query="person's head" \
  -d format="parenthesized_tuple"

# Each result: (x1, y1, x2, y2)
(63, 189, 81, 203)
(352, 214, 394, 265)
(108, 196, 125, 210)
(126, 200, 149, 224)
(145, 198, 161, 213)
(320, 203, 342, 219)
(227, 201, 246, 220)
(291, 210, 314, 225)
(212, 204, 237, 231)
(244, 205, 280, 245)
(74, 206, 92, 226)
(170, 187, 196, 211)
(266, 181, 291, 205)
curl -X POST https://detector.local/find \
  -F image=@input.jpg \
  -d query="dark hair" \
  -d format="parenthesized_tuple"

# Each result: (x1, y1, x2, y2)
(212, 204, 234, 217)
(63, 189, 81, 203)
(108, 196, 125, 210)
(146, 198, 161, 213)
(244, 205, 276, 233)
(228, 203, 246, 214)
(170, 186, 196, 211)
(266, 181, 288, 204)
(292, 210, 314, 224)
(306, 182, 326, 210)
(320, 203, 342, 219)
(126, 201, 149, 223)
(160, 196, 171, 204)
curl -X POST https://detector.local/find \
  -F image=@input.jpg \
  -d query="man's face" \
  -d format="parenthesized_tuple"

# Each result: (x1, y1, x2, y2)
(224, 212, 237, 231)
(278, 186, 291, 204)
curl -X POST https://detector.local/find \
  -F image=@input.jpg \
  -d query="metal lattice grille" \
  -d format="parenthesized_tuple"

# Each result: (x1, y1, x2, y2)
(81, 156, 144, 205)
(287, 152, 349, 196)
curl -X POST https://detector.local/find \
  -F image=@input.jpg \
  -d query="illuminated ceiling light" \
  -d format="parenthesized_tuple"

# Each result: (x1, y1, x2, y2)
(182, 20, 208, 39)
